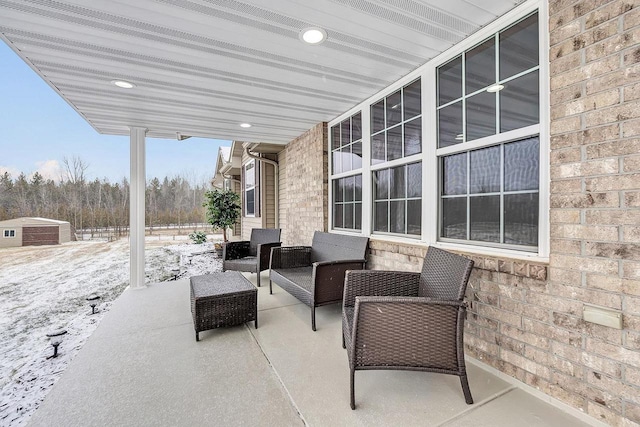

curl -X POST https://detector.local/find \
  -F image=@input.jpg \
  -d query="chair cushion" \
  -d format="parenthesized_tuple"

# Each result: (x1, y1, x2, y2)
(275, 267, 313, 293)
(224, 257, 258, 273)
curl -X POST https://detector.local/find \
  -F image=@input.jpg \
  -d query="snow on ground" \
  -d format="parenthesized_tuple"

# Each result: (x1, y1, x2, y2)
(0, 237, 223, 426)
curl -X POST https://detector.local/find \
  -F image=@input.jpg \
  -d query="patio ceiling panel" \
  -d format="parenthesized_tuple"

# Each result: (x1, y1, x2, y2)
(0, 0, 524, 143)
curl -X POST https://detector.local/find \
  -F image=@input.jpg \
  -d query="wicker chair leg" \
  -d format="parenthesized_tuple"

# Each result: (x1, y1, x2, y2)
(195, 331, 199, 342)
(256, 271, 261, 287)
(342, 332, 346, 349)
(269, 280, 273, 295)
(460, 374, 473, 404)
(350, 369, 356, 410)
(311, 306, 316, 331)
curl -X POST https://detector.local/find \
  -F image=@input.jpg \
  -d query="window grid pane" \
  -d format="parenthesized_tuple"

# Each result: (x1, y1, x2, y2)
(436, 12, 539, 147)
(332, 174, 363, 231)
(374, 162, 421, 236)
(331, 113, 363, 175)
(440, 137, 539, 249)
(371, 78, 422, 164)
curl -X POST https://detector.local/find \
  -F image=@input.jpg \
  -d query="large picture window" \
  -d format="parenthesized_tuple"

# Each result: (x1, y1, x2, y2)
(437, 12, 540, 251)
(328, 7, 545, 255)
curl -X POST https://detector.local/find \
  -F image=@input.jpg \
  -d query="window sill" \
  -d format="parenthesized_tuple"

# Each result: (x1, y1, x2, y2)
(368, 237, 549, 281)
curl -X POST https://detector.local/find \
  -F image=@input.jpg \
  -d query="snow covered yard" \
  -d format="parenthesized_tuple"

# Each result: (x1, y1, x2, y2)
(0, 238, 222, 426)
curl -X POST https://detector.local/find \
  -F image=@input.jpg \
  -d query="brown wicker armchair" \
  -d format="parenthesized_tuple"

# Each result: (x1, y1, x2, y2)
(342, 246, 474, 409)
(222, 228, 281, 287)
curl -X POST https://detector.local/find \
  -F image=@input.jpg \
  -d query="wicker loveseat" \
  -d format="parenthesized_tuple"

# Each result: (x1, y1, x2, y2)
(269, 231, 369, 331)
(342, 246, 474, 409)
(222, 228, 281, 287)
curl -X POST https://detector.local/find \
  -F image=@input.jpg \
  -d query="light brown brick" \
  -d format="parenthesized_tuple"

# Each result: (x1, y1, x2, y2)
(586, 338, 640, 367)
(551, 254, 619, 275)
(551, 192, 619, 208)
(552, 224, 619, 240)
(550, 209, 582, 223)
(552, 158, 619, 178)
(586, 210, 640, 225)
(585, 174, 640, 192)
(586, 242, 640, 261)
(585, 100, 640, 127)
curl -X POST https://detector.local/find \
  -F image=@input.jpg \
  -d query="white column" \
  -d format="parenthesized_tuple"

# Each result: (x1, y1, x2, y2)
(129, 127, 147, 289)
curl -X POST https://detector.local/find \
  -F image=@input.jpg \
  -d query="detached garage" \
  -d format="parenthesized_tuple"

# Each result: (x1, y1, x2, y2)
(0, 217, 74, 248)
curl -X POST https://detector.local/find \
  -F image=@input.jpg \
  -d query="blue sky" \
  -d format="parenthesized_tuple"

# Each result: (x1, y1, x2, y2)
(0, 42, 229, 184)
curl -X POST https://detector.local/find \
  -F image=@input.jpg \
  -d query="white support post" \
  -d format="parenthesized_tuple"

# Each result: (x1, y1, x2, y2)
(129, 127, 147, 289)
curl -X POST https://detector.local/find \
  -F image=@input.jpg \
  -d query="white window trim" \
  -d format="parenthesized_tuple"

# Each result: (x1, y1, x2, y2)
(244, 160, 256, 218)
(328, 0, 548, 260)
(3, 229, 16, 238)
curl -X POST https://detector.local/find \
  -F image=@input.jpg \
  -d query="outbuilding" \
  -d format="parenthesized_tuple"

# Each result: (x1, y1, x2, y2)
(0, 217, 74, 248)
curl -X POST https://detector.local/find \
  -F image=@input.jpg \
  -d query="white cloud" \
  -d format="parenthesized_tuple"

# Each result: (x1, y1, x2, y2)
(0, 165, 20, 178)
(32, 160, 63, 182)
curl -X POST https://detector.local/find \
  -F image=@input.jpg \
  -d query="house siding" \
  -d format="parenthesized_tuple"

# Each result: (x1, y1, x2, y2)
(277, 123, 328, 246)
(367, 2, 640, 425)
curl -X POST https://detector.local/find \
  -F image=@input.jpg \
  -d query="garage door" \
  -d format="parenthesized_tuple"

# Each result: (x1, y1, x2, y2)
(22, 226, 59, 246)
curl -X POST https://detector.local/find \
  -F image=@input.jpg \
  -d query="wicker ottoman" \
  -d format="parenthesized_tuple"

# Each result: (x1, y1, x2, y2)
(190, 272, 258, 341)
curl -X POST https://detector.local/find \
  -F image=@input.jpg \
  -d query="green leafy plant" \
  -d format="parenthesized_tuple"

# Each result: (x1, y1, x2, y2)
(203, 189, 241, 242)
(188, 231, 207, 244)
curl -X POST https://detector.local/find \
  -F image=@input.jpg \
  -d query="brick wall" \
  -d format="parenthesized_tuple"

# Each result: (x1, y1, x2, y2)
(278, 123, 328, 246)
(368, 2, 640, 425)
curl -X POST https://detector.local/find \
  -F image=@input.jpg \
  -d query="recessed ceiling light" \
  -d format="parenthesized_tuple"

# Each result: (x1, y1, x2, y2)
(486, 84, 504, 93)
(240, 123, 252, 128)
(299, 27, 327, 45)
(111, 80, 136, 89)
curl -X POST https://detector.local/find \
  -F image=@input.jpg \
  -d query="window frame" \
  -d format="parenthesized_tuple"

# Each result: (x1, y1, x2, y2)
(327, 0, 548, 260)
(4, 229, 16, 238)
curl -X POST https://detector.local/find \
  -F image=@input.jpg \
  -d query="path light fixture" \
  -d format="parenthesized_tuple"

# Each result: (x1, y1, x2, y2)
(86, 294, 101, 315)
(171, 267, 181, 281)
(46, 329, 67, 359)
(186, 255, 193, 265)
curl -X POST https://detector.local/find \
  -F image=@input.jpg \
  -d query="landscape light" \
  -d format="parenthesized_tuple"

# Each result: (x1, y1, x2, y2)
(46, 329, 68, 359)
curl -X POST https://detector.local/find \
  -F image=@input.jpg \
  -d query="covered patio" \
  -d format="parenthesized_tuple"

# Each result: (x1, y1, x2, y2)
(28, 272, 597, 427)
(3, 0, 640, 425)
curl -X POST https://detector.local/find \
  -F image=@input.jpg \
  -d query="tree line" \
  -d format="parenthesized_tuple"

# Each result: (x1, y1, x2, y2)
(0, 158, 211, 237)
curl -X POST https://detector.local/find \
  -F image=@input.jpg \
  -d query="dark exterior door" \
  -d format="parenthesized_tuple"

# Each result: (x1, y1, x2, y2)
(22, 226, 59, 246)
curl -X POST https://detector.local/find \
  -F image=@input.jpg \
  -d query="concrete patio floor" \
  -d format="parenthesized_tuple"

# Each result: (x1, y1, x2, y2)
(28, 272, 603, 427)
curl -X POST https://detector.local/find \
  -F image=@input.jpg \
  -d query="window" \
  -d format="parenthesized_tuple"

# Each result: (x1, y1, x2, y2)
(371, 78, 422, 237)
(327, 7, 545, 255)
(331, 112, 363, 231)
(371, 79, 422, 164)
(333, 176, 362, 230)
(332, 113, 362, 174)
(374, 162, 421, 235)
(4, 229, 16, 238)
(437, 12, 540, 251)
(244, 160, 259, 217)
(437, 13, 539, 147)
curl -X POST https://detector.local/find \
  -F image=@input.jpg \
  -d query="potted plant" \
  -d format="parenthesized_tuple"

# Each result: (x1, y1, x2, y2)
(203, 188, 241, 257)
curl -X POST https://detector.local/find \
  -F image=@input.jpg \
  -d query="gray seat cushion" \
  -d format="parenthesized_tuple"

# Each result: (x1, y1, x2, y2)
(224, 257, 257, 273)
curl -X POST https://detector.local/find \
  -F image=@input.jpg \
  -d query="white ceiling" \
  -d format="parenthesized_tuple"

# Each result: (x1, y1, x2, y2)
(0, 0, 524, 144)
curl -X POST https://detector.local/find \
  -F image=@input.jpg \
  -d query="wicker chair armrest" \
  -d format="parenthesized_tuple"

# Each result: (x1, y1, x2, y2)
(312, 260, 366, 304)
(269, 246, 312, 269)
(343, 270, 420, 308)
(257, 242, 281, 270)
(223, 241, 250, 260)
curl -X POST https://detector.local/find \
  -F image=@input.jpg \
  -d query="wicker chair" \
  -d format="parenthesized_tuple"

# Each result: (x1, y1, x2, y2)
(222, 228, 281, 287)
(342, 246, 475, 409)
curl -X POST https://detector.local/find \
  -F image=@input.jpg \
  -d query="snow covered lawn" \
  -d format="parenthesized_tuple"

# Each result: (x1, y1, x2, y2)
(0, 238, 223, 426)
